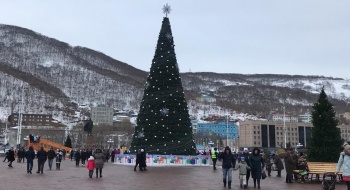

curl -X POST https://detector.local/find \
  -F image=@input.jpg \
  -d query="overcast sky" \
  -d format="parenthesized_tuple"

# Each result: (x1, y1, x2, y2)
(0, 0, 349, 79)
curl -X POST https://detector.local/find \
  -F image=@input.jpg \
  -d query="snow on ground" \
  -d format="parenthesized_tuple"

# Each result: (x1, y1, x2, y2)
(271, 78, 350, 101)
(0, 107, 10, 122)
(215, 80, 252, 86)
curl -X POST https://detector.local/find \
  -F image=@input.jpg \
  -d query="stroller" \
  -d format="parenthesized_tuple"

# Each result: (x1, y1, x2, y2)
(321, 172, 337, 190)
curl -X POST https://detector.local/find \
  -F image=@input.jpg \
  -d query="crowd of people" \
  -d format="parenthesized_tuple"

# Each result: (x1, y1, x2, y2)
(3, 144, 350, 189)
(209, 147, 314, 189)
(208, 143, 350, 189)
(2, 146, 111, 179)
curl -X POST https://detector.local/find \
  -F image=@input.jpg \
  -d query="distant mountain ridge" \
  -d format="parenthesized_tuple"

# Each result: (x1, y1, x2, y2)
(0, 24, 349, 122)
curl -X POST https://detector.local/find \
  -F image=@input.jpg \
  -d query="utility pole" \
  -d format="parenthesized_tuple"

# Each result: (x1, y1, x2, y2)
(17, 83, 25, 149)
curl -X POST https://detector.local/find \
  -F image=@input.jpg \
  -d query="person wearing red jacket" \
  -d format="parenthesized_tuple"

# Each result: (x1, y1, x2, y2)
(86, 156, 95, 178)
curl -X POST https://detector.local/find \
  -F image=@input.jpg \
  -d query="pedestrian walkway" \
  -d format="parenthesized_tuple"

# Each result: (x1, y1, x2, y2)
(0, 159, 346, 190)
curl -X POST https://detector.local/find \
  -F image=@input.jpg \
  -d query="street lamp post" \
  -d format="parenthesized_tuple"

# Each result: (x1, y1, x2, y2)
(4, 121, 8, 146)
(226, 113, 229, 148)
(283, 105, 286, 148)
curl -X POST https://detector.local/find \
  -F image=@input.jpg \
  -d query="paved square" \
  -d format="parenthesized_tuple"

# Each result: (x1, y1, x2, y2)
(0, 159, 346, 190)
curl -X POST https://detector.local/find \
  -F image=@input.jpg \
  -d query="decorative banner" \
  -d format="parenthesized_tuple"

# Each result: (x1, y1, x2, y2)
(114, 154, 210, 166)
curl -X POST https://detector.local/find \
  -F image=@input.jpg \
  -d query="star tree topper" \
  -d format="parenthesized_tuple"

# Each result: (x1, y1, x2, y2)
(162, 3, 171, 17)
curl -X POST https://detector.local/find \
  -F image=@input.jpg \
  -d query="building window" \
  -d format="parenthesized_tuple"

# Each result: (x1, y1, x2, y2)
(254, 131, 256, 134)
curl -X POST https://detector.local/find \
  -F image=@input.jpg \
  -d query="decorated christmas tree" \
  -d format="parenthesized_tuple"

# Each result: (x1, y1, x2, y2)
(130, 5, 196, 155)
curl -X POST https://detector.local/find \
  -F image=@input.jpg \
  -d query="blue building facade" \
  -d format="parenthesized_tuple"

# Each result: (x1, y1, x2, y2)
(197, 122, 238, 139)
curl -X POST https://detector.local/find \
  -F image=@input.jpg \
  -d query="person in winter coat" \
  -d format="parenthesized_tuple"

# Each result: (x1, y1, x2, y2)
(211, 148, 218, 170)
(7, 147, 15, 167)
(86, 156, 95, 178)
(218, 146, 236, 189)
(134, 150, 142, 171)
(81, 149, 87, 166)
(274, 153, 284, 177)
(17, 148, 22, 163)
(263, 152, 272, 177)
(140, 149, 147, 171)
(238, 148, 251, 187)
(36, 147, 47, 174)
(336, 142, 350, 189)
(93, 148, 105, 178)
(103, 150, 110, 162)
(25, 146, 35, 174)
(111, 149, 116, 163)
(75, 150, 81, 167)
(236, 157, 251, 188)
(47, 147, 56, 170)
(62, 149, 66, 160)
(249, 148, 265, 189)
(284, 149, 295, 183)
(292, 151, 299, 180)
(70, 150, 74, 161)
(56, 149, 63, 170)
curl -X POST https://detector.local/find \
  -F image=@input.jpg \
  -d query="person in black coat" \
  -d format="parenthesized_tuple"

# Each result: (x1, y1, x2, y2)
(17, 148, 22, 163)
(249, 148, 265, 189)
(81, 149, 87, 166)
(20, 147, 26, 163)
(134, 149, 142, 171)
(7, 147, 15, 167)
(25, 146, 35, 174)
(218, 146, 236, 189)
(70, 150, 74, 161)
(75, 150, 81, 166)
(111, 149, 116, 163)
(140, 149, 147, 171)
(47, 147, 56, 170)
(36, 147, 47, 174)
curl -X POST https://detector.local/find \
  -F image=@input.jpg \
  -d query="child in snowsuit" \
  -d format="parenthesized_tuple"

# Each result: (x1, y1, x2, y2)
(236, 157, 251, 189)
(86, 156, 95, 178)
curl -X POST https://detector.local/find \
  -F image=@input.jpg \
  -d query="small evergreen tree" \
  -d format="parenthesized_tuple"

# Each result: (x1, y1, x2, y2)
(64, 135, 72, 148)
(308, 87, 342, 162)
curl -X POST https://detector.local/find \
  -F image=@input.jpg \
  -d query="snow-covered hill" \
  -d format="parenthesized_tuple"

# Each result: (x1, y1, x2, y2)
(0, 24, 349, 124)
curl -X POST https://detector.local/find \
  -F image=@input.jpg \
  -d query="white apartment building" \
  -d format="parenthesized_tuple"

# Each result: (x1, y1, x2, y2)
(91, 105, 114, 125)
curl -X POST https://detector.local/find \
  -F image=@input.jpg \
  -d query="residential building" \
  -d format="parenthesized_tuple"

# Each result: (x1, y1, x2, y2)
(196, 122, 238, 139)
(91, 105, 114, 125)
(239, 120, 313, 148)
(338, 124, 350, 141)
(8, 113, 52, 126)
(270, 114, 299, 122)
(340, 112, 350, 121)
(298, 113, 312, 123)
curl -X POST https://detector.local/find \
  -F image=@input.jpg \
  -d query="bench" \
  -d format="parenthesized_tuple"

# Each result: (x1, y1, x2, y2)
(293, 162, 343, 181)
